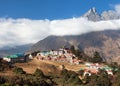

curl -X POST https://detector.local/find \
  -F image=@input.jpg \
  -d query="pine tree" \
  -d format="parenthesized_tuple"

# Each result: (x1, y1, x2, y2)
(92, 51, 103, 63)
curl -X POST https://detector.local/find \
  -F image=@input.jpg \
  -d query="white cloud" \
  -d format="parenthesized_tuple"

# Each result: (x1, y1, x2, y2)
(114, 4, 120, 14)
(0, 4, 120, 48)
(0, 18, 51, 48)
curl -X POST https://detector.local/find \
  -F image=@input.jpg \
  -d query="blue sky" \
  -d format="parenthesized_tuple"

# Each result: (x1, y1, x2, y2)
(0, 0, 120, 48)
(0, 0, 120, 20)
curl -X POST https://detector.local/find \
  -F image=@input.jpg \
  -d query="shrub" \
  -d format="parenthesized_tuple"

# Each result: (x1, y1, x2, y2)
(13, 67, 26, 74)
(0, 76, 6, 84)
(34, 68, 45, 78)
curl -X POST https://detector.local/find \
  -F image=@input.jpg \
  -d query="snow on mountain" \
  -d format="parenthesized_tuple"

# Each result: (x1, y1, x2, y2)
(101, 10, 120, 20)
(83, 7, 120, 21)
(83, 7, 101, 21)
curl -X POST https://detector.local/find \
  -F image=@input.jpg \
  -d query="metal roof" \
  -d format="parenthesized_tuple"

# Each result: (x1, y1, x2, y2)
(5, 53, 24, 58)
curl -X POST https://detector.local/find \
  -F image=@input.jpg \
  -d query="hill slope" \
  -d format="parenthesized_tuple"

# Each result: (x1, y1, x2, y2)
(30, 30, 120, 63)
(15, 58, 85, 74)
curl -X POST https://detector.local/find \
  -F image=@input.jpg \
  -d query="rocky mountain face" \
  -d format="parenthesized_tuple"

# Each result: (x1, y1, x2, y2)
(101, 10, 120, 20)
(83, 7, 120, 21)
(30, 30, 120, 64)
(83, 7, 101, 21)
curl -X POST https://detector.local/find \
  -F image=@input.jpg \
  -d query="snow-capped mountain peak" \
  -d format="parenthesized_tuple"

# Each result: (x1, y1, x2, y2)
(88, 7, 97, 15)
(82, 7, 120, 21)
(83, 7, 101, 21)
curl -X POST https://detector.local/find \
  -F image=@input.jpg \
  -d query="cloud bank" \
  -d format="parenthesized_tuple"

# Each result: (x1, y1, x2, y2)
(0, 5, 120, 48)
(114, 4, 120, 14)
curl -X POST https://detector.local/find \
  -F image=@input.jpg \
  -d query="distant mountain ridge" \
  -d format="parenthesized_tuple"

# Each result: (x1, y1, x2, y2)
(83, 7, 120, 21)
(0, 44, 33, 57)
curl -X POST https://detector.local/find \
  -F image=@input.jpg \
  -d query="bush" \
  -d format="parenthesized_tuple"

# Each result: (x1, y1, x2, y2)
(34, 68, 45, 78)
(61, 69, 82, 85)
(13, 67, 26, 74)
(0, 76, 6, 84)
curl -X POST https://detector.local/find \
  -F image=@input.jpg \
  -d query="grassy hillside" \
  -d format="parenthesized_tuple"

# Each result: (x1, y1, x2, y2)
(14, 58, 85, 75)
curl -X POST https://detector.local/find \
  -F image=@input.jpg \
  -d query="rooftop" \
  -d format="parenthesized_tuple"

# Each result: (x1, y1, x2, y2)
(5, 53, 24, 58)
